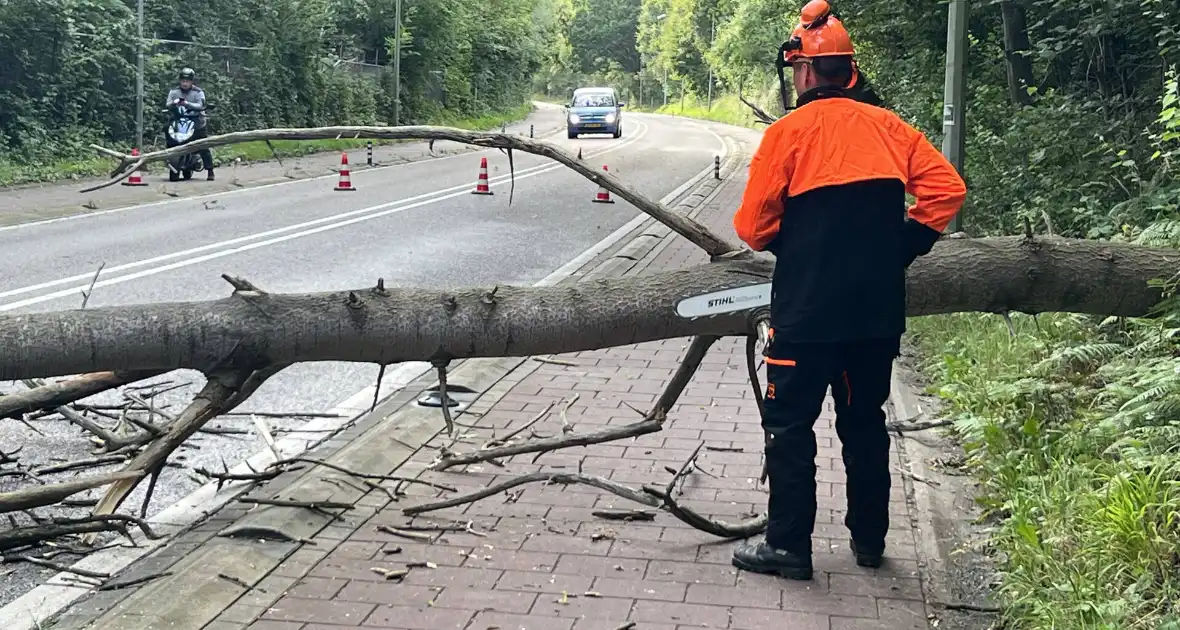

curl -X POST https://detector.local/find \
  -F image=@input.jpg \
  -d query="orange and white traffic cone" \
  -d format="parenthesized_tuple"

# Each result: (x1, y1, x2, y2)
(121, 148, 149, 187)
(334, 152, 356, 191)
(472, 157, 494, 195)
(592, 164, 615, 204)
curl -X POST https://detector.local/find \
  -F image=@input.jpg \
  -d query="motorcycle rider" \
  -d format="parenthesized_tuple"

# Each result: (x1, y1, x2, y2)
(165, 68, 214, 181)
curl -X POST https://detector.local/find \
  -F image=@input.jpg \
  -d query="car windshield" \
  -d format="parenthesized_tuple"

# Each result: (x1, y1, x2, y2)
(572, 93, 615, 108)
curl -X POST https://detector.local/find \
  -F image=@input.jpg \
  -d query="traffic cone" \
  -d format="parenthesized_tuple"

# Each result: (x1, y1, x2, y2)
(121, 148, 149, 187)
(471, 157, 494, 195)
(334, 152, 356, 191)
(592, 164, 615, 204)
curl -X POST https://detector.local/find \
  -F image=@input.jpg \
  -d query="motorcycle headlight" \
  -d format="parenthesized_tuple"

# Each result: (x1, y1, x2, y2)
(605, 112, 616, 123)
(568, 114, 580, 124)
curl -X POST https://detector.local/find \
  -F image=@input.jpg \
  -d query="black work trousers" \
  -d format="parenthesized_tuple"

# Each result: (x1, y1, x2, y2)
(761, 336, 900, 556)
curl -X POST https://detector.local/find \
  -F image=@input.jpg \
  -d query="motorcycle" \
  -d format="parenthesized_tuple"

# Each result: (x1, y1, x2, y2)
(163, 101, 213, 182)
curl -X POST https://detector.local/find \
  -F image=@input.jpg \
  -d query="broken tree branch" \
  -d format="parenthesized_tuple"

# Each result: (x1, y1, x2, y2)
(0, 515, 161, 552)
(0, 370, 168, 419)
(86, 126, 735, 256)
(430, 417, 661, 472)
(403, 472, 765, 538)
(89, 365, 284, 530)
(0, 471, 144, 514)
(739, 94, 778, 125)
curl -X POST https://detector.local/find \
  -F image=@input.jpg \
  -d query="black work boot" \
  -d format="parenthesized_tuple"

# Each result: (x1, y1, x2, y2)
(731, 541, 813, 580)
(850, 539, 884, 568)
(206, 169, 215, 181)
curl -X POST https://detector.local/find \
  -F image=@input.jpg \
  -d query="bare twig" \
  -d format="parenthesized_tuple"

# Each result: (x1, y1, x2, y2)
(238, 497, 354, 510)
(371, 363, 387, 413)
(404, 473, 657, 515)
(7, 556, 111, 579)
(32, 455, 130, 476)
(269, 457, 457, 492)
(532, 356, 578, 367)
(404, 472, 766, 539)
(0, 515, 161, 552)
(705, 445, 744, 453)
(79, 262, 106, 309)
(665, 442, 705, 497)
(485, 400, 556, 447)
(433, 359, 456, 435)
(934, 601, 1002, 614)
(592, 509, 657, 522)
(431, 417, 661, 471)
(98, 571, 172, 591)
(375, 525, 432, 541)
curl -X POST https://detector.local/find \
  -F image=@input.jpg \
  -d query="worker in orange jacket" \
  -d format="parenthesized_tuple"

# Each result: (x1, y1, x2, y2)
(731, 0, 966, 580)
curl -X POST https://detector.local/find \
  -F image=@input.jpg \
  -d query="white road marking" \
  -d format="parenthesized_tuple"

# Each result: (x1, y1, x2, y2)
(0, 121, 650, 311)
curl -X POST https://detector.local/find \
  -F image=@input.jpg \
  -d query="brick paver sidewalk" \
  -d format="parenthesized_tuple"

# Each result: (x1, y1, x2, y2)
(249, 165, 929, 630)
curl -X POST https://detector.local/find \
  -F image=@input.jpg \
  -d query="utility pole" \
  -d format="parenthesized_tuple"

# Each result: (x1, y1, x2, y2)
(135, 0, 145, 152)
(392, 0, 403, 126)
(941, 0, 968, 233)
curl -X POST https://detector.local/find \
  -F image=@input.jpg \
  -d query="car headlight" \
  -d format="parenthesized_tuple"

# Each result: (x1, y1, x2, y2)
(605, 112, 617, 123)
(568, 114, 580, 124)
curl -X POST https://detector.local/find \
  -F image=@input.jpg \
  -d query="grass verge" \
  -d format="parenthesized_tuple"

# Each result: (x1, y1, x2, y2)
(0, 103, 535, 189)
(908, 311, 1180, 629)
(636, 92, 772, 129)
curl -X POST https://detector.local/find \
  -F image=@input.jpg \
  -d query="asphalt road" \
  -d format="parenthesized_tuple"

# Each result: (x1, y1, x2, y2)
(0, 105, 734, 606)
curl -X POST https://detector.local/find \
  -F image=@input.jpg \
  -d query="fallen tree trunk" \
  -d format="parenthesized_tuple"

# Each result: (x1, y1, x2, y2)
(1, 120, 1173, 546)
(0, 236, 1177, 380)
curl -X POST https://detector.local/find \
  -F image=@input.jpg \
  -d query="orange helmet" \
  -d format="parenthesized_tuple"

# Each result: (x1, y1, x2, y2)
(781, 1, 855, 63)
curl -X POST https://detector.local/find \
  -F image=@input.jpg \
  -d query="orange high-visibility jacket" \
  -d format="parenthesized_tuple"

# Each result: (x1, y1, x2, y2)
(733, 87, 966, 343)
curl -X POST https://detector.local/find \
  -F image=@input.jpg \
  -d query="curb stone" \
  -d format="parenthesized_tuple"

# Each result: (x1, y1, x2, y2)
(34, 139, 753, 630)
(890, 360, 997, 630)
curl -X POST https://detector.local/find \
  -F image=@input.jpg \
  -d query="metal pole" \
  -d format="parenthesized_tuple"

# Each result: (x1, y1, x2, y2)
(392, 0, 402, 126)
(663, 67, 668, 106)
(941, 0, 968, 233)
(135, 0, 145, 152)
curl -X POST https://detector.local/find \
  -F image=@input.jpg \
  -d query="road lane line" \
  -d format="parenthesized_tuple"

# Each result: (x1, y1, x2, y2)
(0, 122, 650, 306)
(0, 122, 651, 311)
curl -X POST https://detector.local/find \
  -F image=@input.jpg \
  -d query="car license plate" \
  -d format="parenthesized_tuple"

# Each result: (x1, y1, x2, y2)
(584, 123, 603, 128)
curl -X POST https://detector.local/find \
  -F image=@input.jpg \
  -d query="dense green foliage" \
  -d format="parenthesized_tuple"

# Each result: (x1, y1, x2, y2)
(0, 0, 567, 183)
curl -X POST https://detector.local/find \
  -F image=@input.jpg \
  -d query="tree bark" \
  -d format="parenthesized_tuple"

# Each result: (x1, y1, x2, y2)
(1000, 1, 1035, 107)
(0, 236, 1177, 381)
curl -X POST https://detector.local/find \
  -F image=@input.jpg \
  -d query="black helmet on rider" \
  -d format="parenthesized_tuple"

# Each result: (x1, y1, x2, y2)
(179, 68, 196, 84)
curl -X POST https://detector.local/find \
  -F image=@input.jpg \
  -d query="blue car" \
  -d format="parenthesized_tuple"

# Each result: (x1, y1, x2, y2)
(567, 87, 625, 139)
